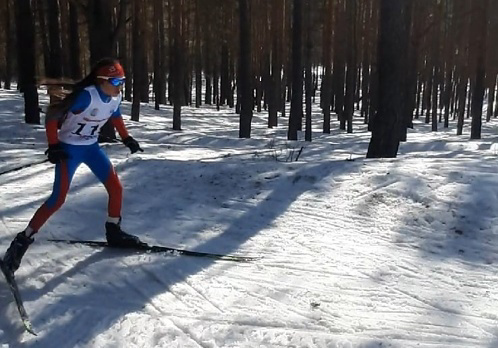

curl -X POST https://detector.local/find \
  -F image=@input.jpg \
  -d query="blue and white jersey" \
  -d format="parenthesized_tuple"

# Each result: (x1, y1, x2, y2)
(58, 86, 122, 145)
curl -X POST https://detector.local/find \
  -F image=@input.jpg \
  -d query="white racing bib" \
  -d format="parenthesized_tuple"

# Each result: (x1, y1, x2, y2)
(58, 86, 122, 145)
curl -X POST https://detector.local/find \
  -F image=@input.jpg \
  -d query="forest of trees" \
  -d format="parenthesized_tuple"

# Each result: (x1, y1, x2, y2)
(0, 0, 496, 158)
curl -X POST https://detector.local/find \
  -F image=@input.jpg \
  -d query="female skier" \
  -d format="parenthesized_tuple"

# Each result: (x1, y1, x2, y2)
(3, 58, 143, 273)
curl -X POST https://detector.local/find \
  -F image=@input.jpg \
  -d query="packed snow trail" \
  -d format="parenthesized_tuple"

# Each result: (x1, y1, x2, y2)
(1, 88, 498, 347)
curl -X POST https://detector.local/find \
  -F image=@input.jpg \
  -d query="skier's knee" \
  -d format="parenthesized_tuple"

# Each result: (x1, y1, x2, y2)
(51, 195, 67, 211)
(46, 192, 67, 211)
(54, 196, 66, 210)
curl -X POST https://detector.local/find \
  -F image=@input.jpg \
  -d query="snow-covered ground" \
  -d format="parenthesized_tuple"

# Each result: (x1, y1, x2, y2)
(1, 86, 498, 347)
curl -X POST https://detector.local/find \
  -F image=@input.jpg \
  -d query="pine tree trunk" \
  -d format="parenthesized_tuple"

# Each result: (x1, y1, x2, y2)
(87, 0, 122, 141)
(153, 0, 166, 109)
(87, 0, 113, 64)
(2, 0, 13, 89)
(343, 0, 357, 133)
(194, 0, 202, 108)
(333, 0, 346, 126)
(399, 1, 414, 141)
(487, 85, 495, 122)
(456, 78, 467, 135)
(367, 0, 408, 158)
(321, 0, 333, 133)
(288, 0, 303, 140)
(360, 0, 372, 125)
(139, 3, 149, 104)
(220, 43, 231, 105)
(304, 0, 312, 142)
(487, 0, 498, 120)
(58, 0, 70, 77)
(68, 1, 81, 80)
(431, 1, 442, 132)
(443, 69, 454, 127)
(131, 0, 144, 122)
(123, 17, 133, 101)
(268, 0, 282, 128)
(15, 0, 40, 124)
(37, 1, 51, 75)
(46, 0, 63, 78)
(238, 0, 252, 138)
(470, 0, 489, 139)
(172, 0, 184, 130)
(213, 70, 219, 109)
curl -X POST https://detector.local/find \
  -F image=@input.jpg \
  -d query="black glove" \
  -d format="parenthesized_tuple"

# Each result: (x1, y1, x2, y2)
(45, 143, 68, 164)
(123, 136, 143, 154)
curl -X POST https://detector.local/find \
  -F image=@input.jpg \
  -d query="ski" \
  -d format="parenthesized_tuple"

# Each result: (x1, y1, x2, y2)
(47, 239, 260, 262)
(0, 260, 37, 336)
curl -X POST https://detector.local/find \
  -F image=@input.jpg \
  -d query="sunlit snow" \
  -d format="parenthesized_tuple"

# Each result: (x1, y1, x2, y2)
(1, 86, 498, 347)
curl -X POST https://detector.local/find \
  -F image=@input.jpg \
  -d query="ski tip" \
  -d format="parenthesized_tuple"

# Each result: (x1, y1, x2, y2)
(1, 260, 37, 336)
(24, 322, 37, 336)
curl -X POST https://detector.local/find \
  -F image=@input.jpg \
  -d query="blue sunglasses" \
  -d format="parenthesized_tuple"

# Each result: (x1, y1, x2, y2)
(98, 76, 125, 86)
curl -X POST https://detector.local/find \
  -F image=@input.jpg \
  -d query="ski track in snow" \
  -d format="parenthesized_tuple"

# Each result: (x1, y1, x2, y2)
(1, 88, 498, 347)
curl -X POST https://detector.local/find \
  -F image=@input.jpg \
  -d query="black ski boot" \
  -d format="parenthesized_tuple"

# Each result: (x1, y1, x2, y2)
(3, 232, 34, 273)
(105, 221, 145, 248)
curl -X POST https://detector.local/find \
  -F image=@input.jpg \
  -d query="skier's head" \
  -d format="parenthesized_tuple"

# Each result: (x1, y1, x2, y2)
(46, 57, 125, 119)
(86, 58, 125, 97)
(96, 61, 125, 97)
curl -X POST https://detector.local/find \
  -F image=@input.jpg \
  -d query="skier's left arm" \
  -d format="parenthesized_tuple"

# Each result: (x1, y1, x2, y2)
(110, 107, 143, 154)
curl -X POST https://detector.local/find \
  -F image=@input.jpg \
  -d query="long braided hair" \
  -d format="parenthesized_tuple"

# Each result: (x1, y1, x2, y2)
(45, 57, 121, 123)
